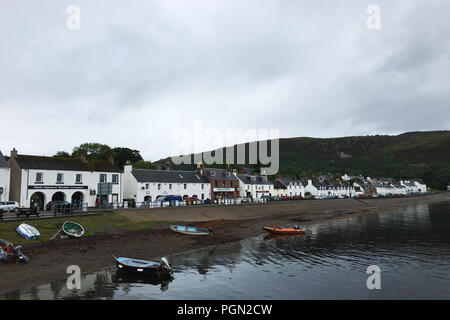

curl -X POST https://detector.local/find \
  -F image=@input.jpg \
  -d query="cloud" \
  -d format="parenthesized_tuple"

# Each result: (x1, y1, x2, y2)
(0, 0, 449, 160)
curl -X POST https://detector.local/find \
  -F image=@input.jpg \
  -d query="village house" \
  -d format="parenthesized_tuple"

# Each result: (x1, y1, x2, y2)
(123, 164, 210, 203)
(197, 166, 240, 200)
(304, 180, 319, 197)
(0, 151, 10, 202)
(236, 174, 274, 199)
(7, 149, 123, 209)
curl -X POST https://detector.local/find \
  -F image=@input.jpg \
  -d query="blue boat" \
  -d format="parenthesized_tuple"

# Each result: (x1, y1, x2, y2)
(170, 225, 213, 236)
(16, 223, 41, 240)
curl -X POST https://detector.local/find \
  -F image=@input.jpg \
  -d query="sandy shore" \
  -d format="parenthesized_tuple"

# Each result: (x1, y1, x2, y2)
(0, 192, 448, 295)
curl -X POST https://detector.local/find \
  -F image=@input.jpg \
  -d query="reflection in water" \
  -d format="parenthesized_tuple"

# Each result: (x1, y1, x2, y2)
(2, 201, 450, 300)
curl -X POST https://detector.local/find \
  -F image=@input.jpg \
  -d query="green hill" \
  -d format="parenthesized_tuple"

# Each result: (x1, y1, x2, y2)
(158, 131, 450, 190)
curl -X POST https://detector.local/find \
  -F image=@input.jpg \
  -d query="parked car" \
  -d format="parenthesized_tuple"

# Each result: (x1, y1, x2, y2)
(281, 196, 291, 201)
(292, 196, 304, 201)
(0, 201, 20, 212)
(269, 196, 281, 201)
(46, 201, 72, 213)
(240, 197, 250, 203)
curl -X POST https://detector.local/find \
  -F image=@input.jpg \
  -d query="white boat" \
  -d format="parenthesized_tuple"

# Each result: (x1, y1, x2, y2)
(16, 223, 41, 240)
(170, 225, 213, 236)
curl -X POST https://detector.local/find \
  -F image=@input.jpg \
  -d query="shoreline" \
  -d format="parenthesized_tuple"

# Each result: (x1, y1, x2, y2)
(0, 192, 449, 296)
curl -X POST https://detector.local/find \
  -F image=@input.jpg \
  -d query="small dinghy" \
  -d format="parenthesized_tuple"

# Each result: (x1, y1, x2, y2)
(16, 223, 41, 240)
(62, 221, 85, 237)
(170, 225, 213, 236)
(263, 225, 306, 234)
(113, 256, 173, 276)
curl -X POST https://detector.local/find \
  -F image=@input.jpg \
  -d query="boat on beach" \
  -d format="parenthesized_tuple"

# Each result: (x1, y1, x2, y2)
(170, 225, 213, 236)
(16, 223, 41, 240)
(263, 225, 306, 234)
(0, 239, 30, 263)
(62, 221, 85, 237)
(113, 255, 173, 276)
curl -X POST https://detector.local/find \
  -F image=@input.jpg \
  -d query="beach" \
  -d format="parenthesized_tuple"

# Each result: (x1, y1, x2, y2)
(0, 192, 449, 295)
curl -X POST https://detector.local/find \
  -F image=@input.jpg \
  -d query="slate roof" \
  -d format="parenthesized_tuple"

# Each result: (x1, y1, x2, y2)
(0, 151, 8, 168)
(237, 174, 273, 185)
(200, 168, 239, 181)
(132, 169, 209, 183)
(12, 154, 121, 172)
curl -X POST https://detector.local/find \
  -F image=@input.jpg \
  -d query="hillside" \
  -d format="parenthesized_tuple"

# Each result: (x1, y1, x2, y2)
(158, 131, 450, 190)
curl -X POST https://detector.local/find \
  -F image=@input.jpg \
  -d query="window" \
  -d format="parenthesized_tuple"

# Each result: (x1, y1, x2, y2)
(178, 174, 184, 179)
(145, 184, 149, 190)
(169, 184, 172, 190)
(75, 174, 82, 184)
(56, 173, 64, 183)
(201, 184, 204, 189)
(35, 172, 43, 183)
(112, 174, 119, 184)
(210, 171, 215, 176)
(100, 174, 107, 183)
(201, 194, 204, 200)
(184, 184, 187, 189)
(158, 184, 161, 190)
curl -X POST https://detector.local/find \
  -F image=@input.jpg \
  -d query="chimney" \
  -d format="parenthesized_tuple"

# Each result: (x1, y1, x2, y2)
(107, 154, 115, 166)
(79, 153, 88, 164)
(10, 148, 18, 158)
(125, 160, 131, 165)
(165, 161, 171, 170)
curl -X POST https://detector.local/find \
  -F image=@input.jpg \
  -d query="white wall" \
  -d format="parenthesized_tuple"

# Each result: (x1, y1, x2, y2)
(19, 168, 122, 208)
(124, 165, 211, 202)
(304, 180, 319, 196)
(0, 167, 10, 202)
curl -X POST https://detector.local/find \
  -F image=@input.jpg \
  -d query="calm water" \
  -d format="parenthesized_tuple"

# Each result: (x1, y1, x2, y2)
(2, 201, 450, 300)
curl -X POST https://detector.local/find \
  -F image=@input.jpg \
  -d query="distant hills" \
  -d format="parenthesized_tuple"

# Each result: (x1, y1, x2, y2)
(158, 131, 450, 190)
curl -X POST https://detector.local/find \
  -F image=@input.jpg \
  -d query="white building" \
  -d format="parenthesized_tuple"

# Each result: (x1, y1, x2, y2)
(236, 174, 274, 199)
(304, 180, 319, 197)
(123, 165, 211, 203)
(273, 178, 304, 197)
(0, 151, 10, 202)
(8, 149, 123, 209)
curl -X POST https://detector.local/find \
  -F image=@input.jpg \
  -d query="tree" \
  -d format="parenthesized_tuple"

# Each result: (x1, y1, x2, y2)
(133, 160, 158, 170)
(53, 151, 71, 158)
(112, 147, 143, 168)
(72, 143, 113, 161)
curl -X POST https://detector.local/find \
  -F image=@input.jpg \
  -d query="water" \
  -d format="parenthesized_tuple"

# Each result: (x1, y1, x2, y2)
(2, 201, 450, 300)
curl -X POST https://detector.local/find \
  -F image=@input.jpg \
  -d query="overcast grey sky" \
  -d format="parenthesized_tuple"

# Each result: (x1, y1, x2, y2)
(0, 0, 449, 161)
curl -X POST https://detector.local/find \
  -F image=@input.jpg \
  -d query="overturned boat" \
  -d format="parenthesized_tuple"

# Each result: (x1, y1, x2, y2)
(170, 225, 213, 236)
(17, 223, 41, 240)
(0, 239, 30, 263)
(113, 256, 173, 276)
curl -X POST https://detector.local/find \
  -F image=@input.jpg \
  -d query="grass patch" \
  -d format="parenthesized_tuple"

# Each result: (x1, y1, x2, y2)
(0, 213, 175, 244)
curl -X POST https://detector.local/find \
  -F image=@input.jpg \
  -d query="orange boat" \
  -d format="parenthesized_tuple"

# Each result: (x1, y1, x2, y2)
(263, 225, 305, 234)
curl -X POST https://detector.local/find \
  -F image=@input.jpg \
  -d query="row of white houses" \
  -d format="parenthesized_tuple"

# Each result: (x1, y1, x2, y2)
(0, 149, 430, 209)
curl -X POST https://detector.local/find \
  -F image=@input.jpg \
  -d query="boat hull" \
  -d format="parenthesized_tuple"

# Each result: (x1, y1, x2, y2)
(113, 256, 173, 276)
(263, 227, 305, 234)
(170, 225, 211, 236)
(62, 221, 85, 237)
(16, 223, 41, 240)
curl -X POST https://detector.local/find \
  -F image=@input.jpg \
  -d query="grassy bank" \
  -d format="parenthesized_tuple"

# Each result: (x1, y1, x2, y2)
(0, 213, 175, 244)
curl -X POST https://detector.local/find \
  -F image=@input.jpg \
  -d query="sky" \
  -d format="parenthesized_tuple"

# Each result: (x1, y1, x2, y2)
(0, 0, 449, 161)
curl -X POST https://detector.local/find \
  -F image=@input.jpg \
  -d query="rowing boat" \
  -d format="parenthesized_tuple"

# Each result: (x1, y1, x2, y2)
(62, 221, 85, 237)
(170, 225, 213, 236)
(263, 225, 306, 234)
(113, 255, 173, 275)
(16, 223, 41, 240)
